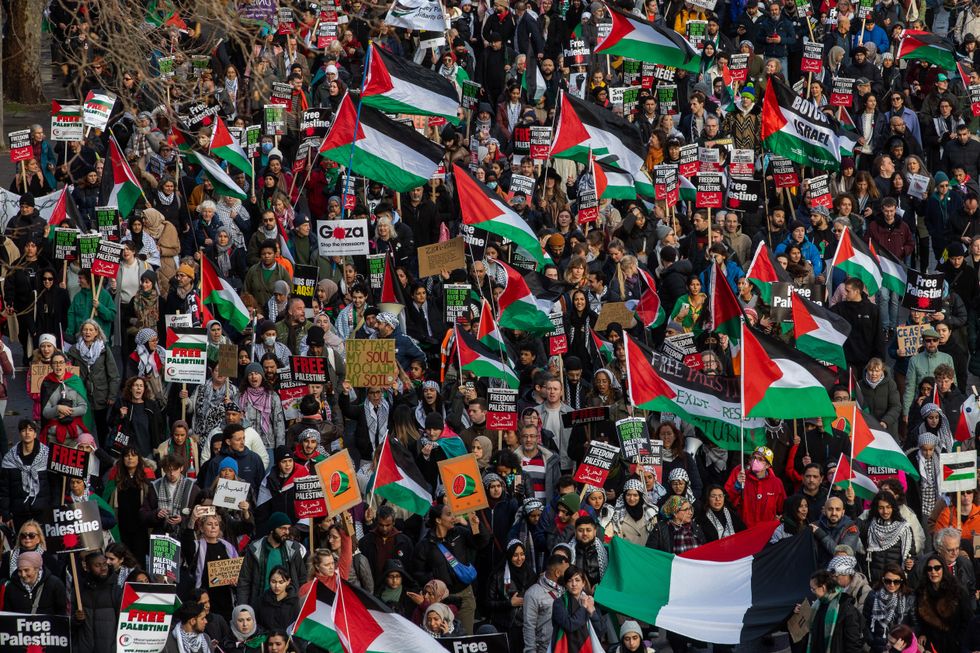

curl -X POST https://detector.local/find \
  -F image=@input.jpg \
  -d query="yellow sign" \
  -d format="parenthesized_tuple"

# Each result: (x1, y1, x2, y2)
(207, 557, 244, 587)
(316, 449, 362, 517)
(345, 339, 396, 387)
(438, 454, 489, 514)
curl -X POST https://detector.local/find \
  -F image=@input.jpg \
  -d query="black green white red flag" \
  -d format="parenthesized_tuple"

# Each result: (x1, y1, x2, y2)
(830, 227, 882, 295)
(595, 4, 701, 73)
(362, 43, 461, 125)
(551, 91, 646, 178)
(761, 77, 840, 170)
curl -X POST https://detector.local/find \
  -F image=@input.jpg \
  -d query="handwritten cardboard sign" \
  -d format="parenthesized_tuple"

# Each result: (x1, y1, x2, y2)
(418, 237, 466, 278)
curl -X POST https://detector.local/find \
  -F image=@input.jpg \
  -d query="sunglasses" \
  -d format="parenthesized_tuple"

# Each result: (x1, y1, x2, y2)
(926, 565, 944, 572)
(20, 532, 38, 539)
(882, 578, 902, 586)
(42, 277, 54, 281)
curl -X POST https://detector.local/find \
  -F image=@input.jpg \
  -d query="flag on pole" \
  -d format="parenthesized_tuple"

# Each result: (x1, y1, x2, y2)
(831, 453, 879, 500)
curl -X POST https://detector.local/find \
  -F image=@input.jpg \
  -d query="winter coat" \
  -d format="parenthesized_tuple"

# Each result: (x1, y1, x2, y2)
(236, 538, 307, 609)
(410, 524, 492, 594)
(523, 575, 563, 653)
(256, 586, 299, 632)
(0, 443, 52, 523)
(0, 571, 68, 615)
(67, 345, 120, 411)
(645, 519, 706, 552)
(72, 572, 119, 653)
(724, 467, 786, 527)
(861, 519, 915, 583)
(808, 592, 864, 653)
(858, 372, 902, 438)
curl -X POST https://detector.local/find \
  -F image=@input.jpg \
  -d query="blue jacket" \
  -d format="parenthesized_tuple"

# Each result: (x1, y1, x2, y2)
(698, 258, 743, 294)
(775, 234, 825, 277)
(755, 15, 797, 58)
(851, 26, 889, 58)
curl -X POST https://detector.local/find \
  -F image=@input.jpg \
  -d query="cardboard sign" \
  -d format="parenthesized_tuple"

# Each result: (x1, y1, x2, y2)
(163, 346, 207, 385)
(562, 406, 611, 428)
(213, 478, 250, 510)
(207, 557, 244, 587)
(695, 173, 724, 208)
(530, 126, 552, 160)
(29, 363, 79, 394)
(830, 77, 855, 107)
(787, 599, 812, 643)
(487, 388, 519, 430)
(294, 474, 328, 518)
(290, 355, 328, 384)
(939, 451, 977, 493)
(808, 175, 833, 209)
(903, 270, 943, 312)
(55, 228, 80, 261)
(895, 324, 923, 357)
(317, 219, 370, 257)
(436, 633, 510, 653)
(47, 442, 91, 478)
(9, 130, 32, 163)
(51, 102, 83, 142)
(217, 343, 239, 378)
(418, 237, 466, 278)
(801, 40, 824, 73)
(595, 301, 635, 330)
(547, 312, 567, 356)
(316, 450, 362, 517)
(292, 264, 318, 315)
(0, 613, 71, 650)
(91, 239, 126, 278)
(115, 582, 178, 653)
(345, 339, 397, 387)
(574, 441, 621, 486)
(82, 90, 116, 131)
(149, 534, 180, 583)
(43, 502, 103, 552)
(439, 454, 490, 514)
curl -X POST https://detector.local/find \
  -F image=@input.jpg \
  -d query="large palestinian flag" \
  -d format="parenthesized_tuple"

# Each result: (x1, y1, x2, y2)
(318, 93, 443, 192)
(551, 91, 646, 177)
(595, 527, 816, 644)
(191, 151, 248, 200)
(898, 30, 959, 70)
(741, 322, 836, 419)
(454, 164, 552, 270)
(595, 5, 701, 72)
(455, 326, 519, 389)
(493, 259, 554, 334)
(362, 43, 461, 124)
(371, 434, 432, 516)
(830, 227, 882, 295)
(761, 77, 840, 170)
(746, 241, 791, 303)
(623, 332, 677, 411)
(790, 293, 850, 369)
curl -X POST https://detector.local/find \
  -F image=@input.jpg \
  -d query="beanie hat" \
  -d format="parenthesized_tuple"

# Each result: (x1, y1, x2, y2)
(935, 171, 950, 184)
(620, 620, 643, 639)
(17, 551, 42, 569)
(244, 362, 263, 377)
(268, 512, 292, 530)
(558, 492, 581, 514)
(424, 412, 445, 431)
(178, 263, 196, 279)
(218, 457, 239, 475)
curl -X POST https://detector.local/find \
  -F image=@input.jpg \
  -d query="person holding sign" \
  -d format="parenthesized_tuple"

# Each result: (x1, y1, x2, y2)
(39, 351, 91, 444)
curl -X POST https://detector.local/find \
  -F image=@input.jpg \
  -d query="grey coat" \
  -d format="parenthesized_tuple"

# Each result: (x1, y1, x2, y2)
(68, 347, 120, 411)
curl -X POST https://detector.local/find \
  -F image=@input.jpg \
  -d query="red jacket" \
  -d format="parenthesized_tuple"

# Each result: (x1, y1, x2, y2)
(724, 465, 786, 527)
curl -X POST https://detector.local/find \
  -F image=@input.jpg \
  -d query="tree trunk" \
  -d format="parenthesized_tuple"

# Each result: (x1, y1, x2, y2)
(3, 0, 45, 104)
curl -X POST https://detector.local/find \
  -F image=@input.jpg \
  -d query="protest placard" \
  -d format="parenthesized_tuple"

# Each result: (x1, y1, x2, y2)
(0, 613, 71, 651)
(213, 478, 250, 510)
(616, 417, 651, 462)
(116, 582, 178, 653)
(345, 339, 397, 387)
(896, 324, 923, 357)
(418, 237, 466, 278)
(830, 78, 855, 107)
(218, 343, 239, 378)
(82, 90, 116, 131)
(207, 558, 245, 587)
(461, 80, 481, 110)
(574, 441, 621, 486)
(595, 302, 634, 330)
(54, 228, 79, 261)
(562, 406, 611, 428)
(637, 439, 664, 482)
(9, 130, 32, 163)
(808, 175, 833, 209)
(729, 53, 749, 82)
(317, 219, 369, 257)
(971, 85, 980, 117)
(530, 126, 552, 160)
(43, 502, 102, 552)
(290, 355, 328, 384)
(30, 363, 79, 394)
(316, 450, 361, 517)
(939, 451, 977, 493)
(657, 84, 678, 115)
(294, 474, 328, 518)
(801, 40, 824, 73)
(277, 367, 308, 420)
(51, 102, 83, 141)
(686, 20, 708, 47)
(149, 535, 180, 583)
(436, 633, 510, 653)
(772, 156, 799, 188)
(367, 254, 386, 291)
(163, 344, 208, 385)
(444, 284, 473, 325)
(244, 125, 262, 159)
(903, 270, 944, 312)
(487, 388, 519, 430)
(439, 455, 490, 514)
(264, 105, 286, 136)
(291, 264, 318, 316)
(91, 239, 126, 278)
(47, 442, 91, 478)
(95, 206, 119, 241)
(696, 173, 724, 208)
(729, 149, 755, 178)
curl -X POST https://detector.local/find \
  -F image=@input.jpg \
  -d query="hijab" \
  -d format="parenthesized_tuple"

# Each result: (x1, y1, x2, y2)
(231, 605, 258, 641)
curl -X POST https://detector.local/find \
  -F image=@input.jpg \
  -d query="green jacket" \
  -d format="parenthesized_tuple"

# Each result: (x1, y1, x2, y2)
(67, 287, 117, 341)
(243, 263, 291, 308)
(902, 350, 955, 413)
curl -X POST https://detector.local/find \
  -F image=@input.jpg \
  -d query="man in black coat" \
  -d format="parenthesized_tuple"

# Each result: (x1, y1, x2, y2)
(658, 247, 693, 316)
(942, 124, 980, 180)
(399, 187, 440, 248)
(833, 278, 884, 371)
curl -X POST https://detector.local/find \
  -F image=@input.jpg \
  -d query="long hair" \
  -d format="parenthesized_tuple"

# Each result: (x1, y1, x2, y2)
(114, 446, 149, 490)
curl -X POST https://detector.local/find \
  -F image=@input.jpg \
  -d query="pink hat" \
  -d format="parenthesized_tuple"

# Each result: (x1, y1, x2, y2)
(18, 551, 42, 569)
(75, 433, 97, 448)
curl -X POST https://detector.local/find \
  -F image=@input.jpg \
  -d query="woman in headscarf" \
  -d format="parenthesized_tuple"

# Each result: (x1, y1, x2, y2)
(205, 227, 248, 291)
(863, 564, 915, 653)
(128, 270, 160, 341)
(424, 602, 461, 638)
(665, 468, 697, 506)
(140, 208, 180, 294)
(0, 550, 68, 615)
(126, 328, 166, 402)
(472, 435, 493, 473)
(862, 491, 915, 584)
(803, 570, 863, 653)
(214, 194, 249, 249)
(610, 476, 658, 545)
(488, 540, 536, 652)
(122, 214, 161, 267)
(410, 578, 456, 627)
(656, 421, 703, 500)
(586, 368, 628, 422)
(154, 420, 200, 479)
(914, 553, 972, 653)
(68, 319, 119, 443)
(582, 485, 614, 538)
(239, 362, 286, 454)
(915, 403, 953, 453)
(564, 289, 597, 367)
(769, 495, 809, 542)
(228, 604, 265, 652)
(507, 497, 547, 573)
(906, 433, 942, 529)
(696, 484, 745, 543)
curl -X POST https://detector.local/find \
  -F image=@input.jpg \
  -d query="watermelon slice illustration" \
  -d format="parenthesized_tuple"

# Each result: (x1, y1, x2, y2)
(452, 473, 477, 498)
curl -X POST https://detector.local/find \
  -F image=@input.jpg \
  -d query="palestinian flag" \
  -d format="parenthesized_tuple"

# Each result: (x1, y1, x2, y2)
(623, 332, 678, 411)
(51, 100, 81, 128)
(319, 93, 443, 192)
(455, 326, 519, 389)
(746, 242, 790, 303)
(291, 583, 342, 651)
(833, 110, 859, 157)
(849, 406, 920, 478)
(941, 452, 978, 491)
(119, 582, 178, 614)
(636, 269, 665, 328)
(595, 158, 638, 200)
(831, 453, 879, 501)
(378, 252, 406, 316)
(741, 322, 836, 419)
(679, 173, 696, 202)
(492, 259, 553, 334)
(899, 30, 959, 70)
(709, 262, 743, 343)
(521, 56, 546, 104)
(552, 91, 646, 178)
(209, 115, 252, 175)
(594, 527, 816, 644)
(790, 293, 850, 369)
(455, 164, 552, 271)
(201, 256, 251, 332)
(46, 186, 82, 236)
(190, 150, 248, 200)
(476, 298, 508, 358)
(362, 43, 461, 125)
(761, 77, 840, 171)
(595, 5, 700, 73)
(100, 135, 144, 218)
(553, 616, 604, 653)
(634, 169, 656, 200)
(956, 393, 980, 442)
(591, 327, 614, 365)
(870, 241, 907, 296)
(169, 124, 194, 152)
(371, 434, 432, 516)
(830, 227, 882, 295)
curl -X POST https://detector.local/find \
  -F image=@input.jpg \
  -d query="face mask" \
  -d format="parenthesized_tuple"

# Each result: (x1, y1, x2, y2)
(749, 459, 765, 474)
(264, 336, 276, 346)
(487, 182, 497, 189)
(262, 142, 273, 154)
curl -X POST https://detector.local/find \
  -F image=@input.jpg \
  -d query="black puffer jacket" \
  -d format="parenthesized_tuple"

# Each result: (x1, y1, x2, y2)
(857, 371, 902, 438)
(0, 571, 68, 615)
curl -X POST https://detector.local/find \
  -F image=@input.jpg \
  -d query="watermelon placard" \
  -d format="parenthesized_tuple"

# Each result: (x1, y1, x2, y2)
(315, 449, 362, 517)
(438, 454, 489, 514)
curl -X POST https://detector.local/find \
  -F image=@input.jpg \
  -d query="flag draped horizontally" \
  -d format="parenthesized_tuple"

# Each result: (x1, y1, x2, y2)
(551, 91, 646, 178)
(201, 256, 251, 332)
(831, 227, 883, 295)
(190, 150, 248, 200)
(741, 323, 837, 419)
(454, 164, 552, 270)
(594, 4, 701, 73)
(761, 77, 841, 170)
(595, 528, 816, 644)
(455, 326, 519, 389)
(492, 259, 554, 334)
(898, 30, 959, 70)
(362, 43, 461, 124)
(100, 136, 144, 218)
(370, 435, 432, 516)
(209, 115, 252, 175)
(790, 293, 850, 369)
(319, 93, 444, 192)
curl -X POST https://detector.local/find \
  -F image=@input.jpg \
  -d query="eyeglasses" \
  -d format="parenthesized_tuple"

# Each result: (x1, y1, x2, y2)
(42, 277, 54, 282)
(924, 338, 939, 343)
(882, 578, 902, 586)
(926, 565, 944, 572)
(20, 533, 38, 540)
(678, 506, 694, 512)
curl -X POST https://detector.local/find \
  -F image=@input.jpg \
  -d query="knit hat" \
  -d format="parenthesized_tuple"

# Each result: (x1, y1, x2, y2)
(422, 380, 440, 391)
(583, 484, 605, 498)
(424, 412, 445, 431)
(306, 326, 325, 346)
(300, 428, 321, 444)
(483, 472, 505, 487)
(135, 328, 157, 348)
(274, 445, 294, 463)
(935, 171, 950, 184)
(918, 432, 939, 447)
(140, 269, 158, 284)
(920, 402, 941, 417)
(620, 621, 643, 639)
(218, 457, 239, 475)
(17, 551, 42, 569)
(39, 334, 57, 347)
(558, 492, 581, 514)
(268, 512, 292, 530)
(177, 263, 195, 279)
(244, 362, 263, 377)
(523, 497, 545, 514)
